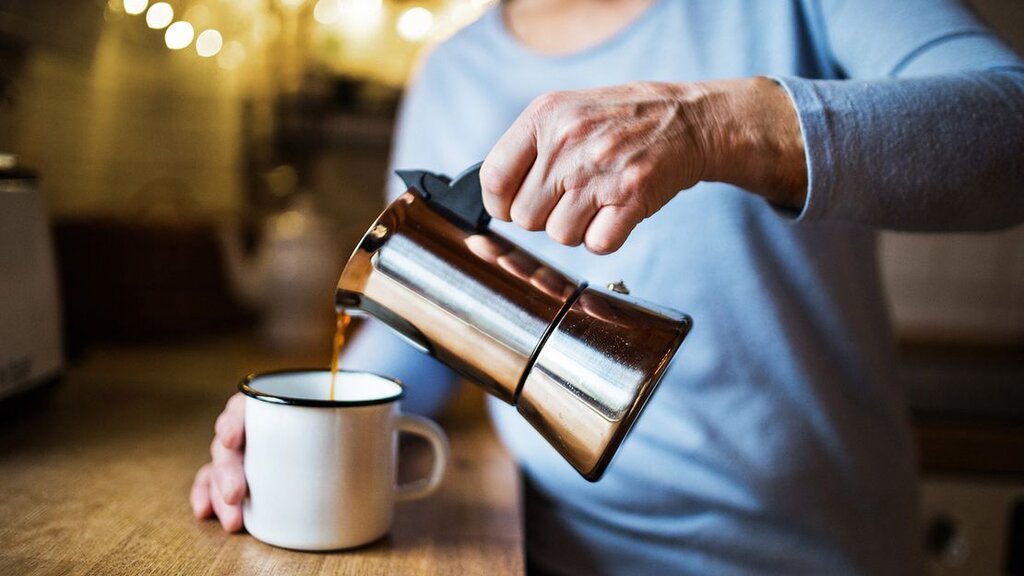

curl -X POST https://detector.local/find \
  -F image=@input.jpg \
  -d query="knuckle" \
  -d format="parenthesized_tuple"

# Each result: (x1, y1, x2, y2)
(618, 163, 643, 192)
(478, 163, 508, 196)
(560, 175, 587, 200)
(546, 223, 581, 247)
(591, 136, 620, 167)
(511, 207, 546, 232)
(619, 163, 649, 197)
(531, 91, 564, 116)
(585, 234, 617, 255)
(556, 111, 591, 144)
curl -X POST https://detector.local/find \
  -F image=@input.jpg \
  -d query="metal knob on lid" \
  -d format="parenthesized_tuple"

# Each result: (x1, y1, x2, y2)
(606, 280, 630, 294)
(337, 163, 693, 481)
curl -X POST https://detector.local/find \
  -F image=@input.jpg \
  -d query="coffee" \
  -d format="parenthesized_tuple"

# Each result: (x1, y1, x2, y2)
(329, 312, 352, 401)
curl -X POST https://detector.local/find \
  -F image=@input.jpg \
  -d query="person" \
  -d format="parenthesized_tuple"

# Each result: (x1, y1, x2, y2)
(192, 0, 1024, 573)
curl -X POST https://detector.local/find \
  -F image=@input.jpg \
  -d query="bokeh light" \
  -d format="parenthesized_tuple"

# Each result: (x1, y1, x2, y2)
(165, 21, 196, 50)
(123, 0, 149, 16)
(313, 0, 341, 25)
(336, 0, 383, 38)
(196, 29, 223, 57)
(397, 7, 433, 42)
(145, 2, 174, 29)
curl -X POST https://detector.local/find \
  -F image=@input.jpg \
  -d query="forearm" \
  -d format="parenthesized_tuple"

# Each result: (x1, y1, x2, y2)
(692, 77, 808, 210)
(690, 69, 1024, 231)
(784, 0, 1024, 231)
(775, 69, 1024, 231)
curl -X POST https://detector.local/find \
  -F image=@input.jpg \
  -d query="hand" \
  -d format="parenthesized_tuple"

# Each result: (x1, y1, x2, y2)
(190, 393, 247, 532)
(479, 77, 806, 254)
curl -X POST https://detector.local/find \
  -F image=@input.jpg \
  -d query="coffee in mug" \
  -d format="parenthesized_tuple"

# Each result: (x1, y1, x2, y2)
(239, 369, 448, 550)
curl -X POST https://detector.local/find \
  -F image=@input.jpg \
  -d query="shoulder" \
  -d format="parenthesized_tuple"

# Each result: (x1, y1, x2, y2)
(433, 7, 500, 61)
(411, 7, 503, 87)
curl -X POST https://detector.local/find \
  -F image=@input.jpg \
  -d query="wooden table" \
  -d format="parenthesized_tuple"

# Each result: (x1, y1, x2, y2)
(0, 335, 523, 575)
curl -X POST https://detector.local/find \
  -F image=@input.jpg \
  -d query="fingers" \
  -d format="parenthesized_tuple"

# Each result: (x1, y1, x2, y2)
(193, 393, 248, 532)
(508, 158, 561, 232)
(210, 437, 247, 505)
(480, 107, 538, 222)
(205, 438, 245, 532)
(584, 205, 642, 255)
(209, 473, 244, 532)
(191, 463, 214, 519)
(215, 393, 246, 450)
(192, 460, 245, 532)
(544, 184, 600, 247)
(482, 88, 669, 253)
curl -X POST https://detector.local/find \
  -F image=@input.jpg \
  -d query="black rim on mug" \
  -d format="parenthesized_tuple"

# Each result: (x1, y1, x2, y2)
(239, 368, 406, 408)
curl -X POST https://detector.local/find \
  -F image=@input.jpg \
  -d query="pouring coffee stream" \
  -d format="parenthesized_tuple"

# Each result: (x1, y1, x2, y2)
(335, 162, 693, 481)
(329, 312, 352, 402)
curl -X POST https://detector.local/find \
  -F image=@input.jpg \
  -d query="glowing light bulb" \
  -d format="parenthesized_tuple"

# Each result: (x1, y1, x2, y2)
(313, 0, 341, 24)
(217, 41, 247, 70)
(123, 0, 148, 16)
(165, 21, 195, 50)
(145, 2, 174, 29)
(196, 29, 223, 57)
(347, 0, 383, 22)
(323, 0, 383, 39)
(397, 7, 433, 41)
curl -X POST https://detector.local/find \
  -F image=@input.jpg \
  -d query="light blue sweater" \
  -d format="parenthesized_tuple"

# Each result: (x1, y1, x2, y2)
(341, 1, 1024, 573)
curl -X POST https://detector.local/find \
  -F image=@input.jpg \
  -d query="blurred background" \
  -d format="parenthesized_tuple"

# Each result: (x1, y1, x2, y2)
(0, 0, 496, 357)
(0, 1, 1022, 573)
(0, 0, 1021, 354)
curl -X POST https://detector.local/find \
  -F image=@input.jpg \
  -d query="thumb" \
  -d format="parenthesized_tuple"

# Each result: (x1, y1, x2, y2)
(480, 111, 538, 221)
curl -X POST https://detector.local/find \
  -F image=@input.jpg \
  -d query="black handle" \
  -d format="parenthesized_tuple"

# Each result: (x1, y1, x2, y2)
(396, 162, 491, 232)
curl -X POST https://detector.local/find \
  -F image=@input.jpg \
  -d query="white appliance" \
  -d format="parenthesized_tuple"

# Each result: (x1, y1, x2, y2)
(0, 154, 63, 400)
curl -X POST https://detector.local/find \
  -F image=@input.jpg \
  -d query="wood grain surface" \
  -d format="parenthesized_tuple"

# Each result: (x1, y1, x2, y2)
(0, 335, 523, 575)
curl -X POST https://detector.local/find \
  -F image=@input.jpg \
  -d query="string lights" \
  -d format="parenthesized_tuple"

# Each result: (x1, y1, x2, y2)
(115, 0, 496, 71)
(144, 2, 174, 29)
(196, 29, 224, 58)
(123, 0, 149, 16)
(396, 7, 433, 42)
(164, 21, 195, 50)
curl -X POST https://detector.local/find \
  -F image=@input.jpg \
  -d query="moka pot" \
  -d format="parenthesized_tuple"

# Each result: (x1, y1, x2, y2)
(336, 163, 692, 481)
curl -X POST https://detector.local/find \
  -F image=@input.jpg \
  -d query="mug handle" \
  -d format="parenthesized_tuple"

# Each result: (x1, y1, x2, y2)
(395, 414, 449, 502)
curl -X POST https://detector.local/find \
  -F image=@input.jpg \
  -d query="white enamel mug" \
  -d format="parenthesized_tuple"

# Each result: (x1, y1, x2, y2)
(239, 370, 448, 551)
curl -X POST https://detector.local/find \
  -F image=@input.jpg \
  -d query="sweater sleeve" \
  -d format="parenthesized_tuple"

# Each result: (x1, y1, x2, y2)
(775, 0, 1024, 231)
(338, 48, 461, 417)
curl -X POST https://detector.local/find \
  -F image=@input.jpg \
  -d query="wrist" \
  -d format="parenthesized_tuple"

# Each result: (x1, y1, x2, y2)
(692, 77, 808, 209)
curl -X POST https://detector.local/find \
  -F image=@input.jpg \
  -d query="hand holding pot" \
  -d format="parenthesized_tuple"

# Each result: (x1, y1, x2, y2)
(480, 78, 807, 254)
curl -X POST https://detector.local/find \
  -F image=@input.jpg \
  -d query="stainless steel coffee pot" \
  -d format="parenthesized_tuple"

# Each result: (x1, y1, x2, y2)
(336, 163, 692, 481)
